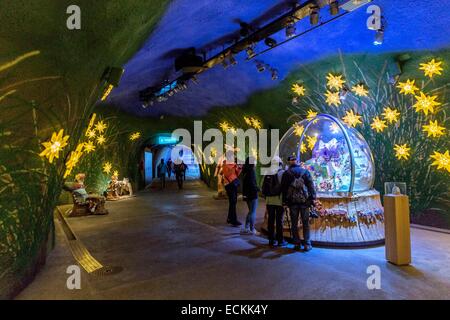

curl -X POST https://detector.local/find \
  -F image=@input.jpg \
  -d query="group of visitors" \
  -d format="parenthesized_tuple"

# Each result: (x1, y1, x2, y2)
(223, 152, 317, 252)
(157, 158, 187, 189)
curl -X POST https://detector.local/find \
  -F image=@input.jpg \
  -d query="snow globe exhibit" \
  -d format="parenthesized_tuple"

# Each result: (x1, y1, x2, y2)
(276, 113, 384, 247)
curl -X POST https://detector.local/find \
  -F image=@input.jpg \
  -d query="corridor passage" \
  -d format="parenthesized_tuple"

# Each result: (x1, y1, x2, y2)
(18, 181, 450, 300)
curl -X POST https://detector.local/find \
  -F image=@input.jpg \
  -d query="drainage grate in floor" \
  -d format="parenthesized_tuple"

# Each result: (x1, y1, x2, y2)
(90, 266, 123, 277)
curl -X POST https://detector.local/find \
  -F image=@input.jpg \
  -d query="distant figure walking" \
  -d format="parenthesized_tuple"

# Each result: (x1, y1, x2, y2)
(262, 156, 287, 247)
(174, 161, 186, 190)
(167, 158, 173, 179)
(222, 151, 243, 227)
(157, 159, 167, 189)
(241, 157, 259, 235)
(281, 156, 316, 251)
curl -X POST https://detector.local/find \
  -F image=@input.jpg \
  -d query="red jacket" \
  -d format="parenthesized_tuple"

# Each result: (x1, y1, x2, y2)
(222, 163, 242, 185)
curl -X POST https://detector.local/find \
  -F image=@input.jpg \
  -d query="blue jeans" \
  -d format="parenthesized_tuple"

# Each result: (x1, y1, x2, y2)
(245, 198, 258, 230)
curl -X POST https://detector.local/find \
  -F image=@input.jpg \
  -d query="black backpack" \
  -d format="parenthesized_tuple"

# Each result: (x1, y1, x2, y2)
(287, 172, 308, 204)
(262, 174, 281, 197)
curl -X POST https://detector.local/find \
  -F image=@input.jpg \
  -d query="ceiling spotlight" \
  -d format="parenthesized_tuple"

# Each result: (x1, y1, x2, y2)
(285, 19, 296, 38)
(246, 46, 256, 59)
(229, 55, 237, 66)
(255, 61, 265, 73)
(264, 37, 277, 48)
(329, 1, 339, 15)
(374, 27, 384, 45)
(270, 68, 279, 80)
(310, 6, 320, 25)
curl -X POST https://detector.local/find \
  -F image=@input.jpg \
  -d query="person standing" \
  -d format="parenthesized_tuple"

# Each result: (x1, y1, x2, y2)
(181, 160, 187, 181)
(241, 157, 259, 235)
(262, 156, 287, 247)
(174, 161, 184, 190)
(166, 158, 173, 179)
(157, 159, 167, 189)
(281, 156, 316, 251)
(222, 151, 243, 227)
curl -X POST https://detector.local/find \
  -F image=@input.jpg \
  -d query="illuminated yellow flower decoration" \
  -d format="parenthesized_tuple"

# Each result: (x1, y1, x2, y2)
(326, 73, 345, 90)
(229, 127, 237, 135)
(95, 120, 107, 133)
(85, 113, 97, 135)
(84, 141, 96, 153)
(396, 79, 418, 95)
(306, 135, 317, 150)
(300, 143, 307, 153)
(394, 144, 411, 160)
(370, 116, 387, 133)
(413, 92, 441, 116)
(352, 84, 368, 97)
(293, 123, 304, 137)
(243, 116, 252, 126)
(96, 135, 106, 145)
(251, 118, 262, 130)
(430, 150, 450, 173)
(342, 110, 362, 127)
(86, 130, 96, 140)
(103, 162, 112, 174)
(381, 107, 400, 124)
(306, 109, 318, 121)
(422, 120, 445, 138)
(39, 129, 69, 164)
(219, 121, 230, 132)
(130, 132, 141, 141)
(419, 59, 443, 78)
(325, 90, 341, 107)
(64, 143, 84, 178)
(291, 83, 306, 96)
(113, 170, 119, 177)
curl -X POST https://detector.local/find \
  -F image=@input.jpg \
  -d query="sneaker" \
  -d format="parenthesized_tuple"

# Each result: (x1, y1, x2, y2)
(277, 240, 288, 247)
(303, 244, 313, 252)
(250, 228, 260, 236)
(240, 227, 251, 235)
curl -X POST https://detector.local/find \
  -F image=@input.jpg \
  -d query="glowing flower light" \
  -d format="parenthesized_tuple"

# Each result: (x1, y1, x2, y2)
(422, 120, 445, 138)
(396, 79, 418, 95)
(251, 118, 262, 130)
(352, 84, 368, 97)
(64, 143, 84, 178)
(413, 92, 441, 116)
(86, 130, 96, 139)
(86, 113, 97, 134)
(243, 116, 252, 126)
(326, 73, 345, 90)
(130, 132, 141, 141)
(84, 141, 96, 153)
(291, 83, 306, 96)
(306, 109, 318, 121)
(306, 135, 317, 150)
(113, 170, 119, 177)
(370, 116, 388, 133)
(103, 162, 112, 174)
(419, 59, 443, 78)
(381, 107, 400, 124)
(96, 135, 106, 145)
(300, 143, 307, 153)
(39, 129, 69, 164)
(430, 150, 450, 173)
(342, 110, 362, 127)
(95, 120, 107, 133)
(394, 144, 411, 160)
(219, 121, 230, 132)
(101, 84, 114, 101)
(325, 90, 341, 107)
(293, 123, 304, 137)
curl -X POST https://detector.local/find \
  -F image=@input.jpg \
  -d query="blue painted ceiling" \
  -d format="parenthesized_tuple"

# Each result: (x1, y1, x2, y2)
(106, 0, 450, 117)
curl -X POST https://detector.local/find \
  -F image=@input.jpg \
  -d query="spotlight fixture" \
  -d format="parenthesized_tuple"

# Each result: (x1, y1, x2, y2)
(285, 19, 296, 38)
(264, 37, 277, 48)
(373, 27, 384, 45)
(255, 60, 266, 73)
(310, 6, 320, 25)
(329, 0, 339, 15)
(246, 46, 256, 59)
(270, 68, 279, 80)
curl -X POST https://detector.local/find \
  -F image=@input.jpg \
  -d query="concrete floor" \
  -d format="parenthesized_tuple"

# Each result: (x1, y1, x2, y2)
(17, 181, 450, 300)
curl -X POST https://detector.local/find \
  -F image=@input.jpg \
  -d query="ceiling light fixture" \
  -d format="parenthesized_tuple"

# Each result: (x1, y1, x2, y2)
(329, 0, 339, 15)
(310, 6, 320, 25)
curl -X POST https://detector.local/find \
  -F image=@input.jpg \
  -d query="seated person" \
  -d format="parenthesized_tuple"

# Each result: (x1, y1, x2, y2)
(65, 173, 104, 213)
(105, 174, 120, 199)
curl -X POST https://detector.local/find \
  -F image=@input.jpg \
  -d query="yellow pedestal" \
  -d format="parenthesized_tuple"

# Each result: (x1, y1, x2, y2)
(383, 194, 411, 265)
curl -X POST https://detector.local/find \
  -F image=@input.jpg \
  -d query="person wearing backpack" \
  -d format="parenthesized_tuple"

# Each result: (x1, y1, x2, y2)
(262, 156, 287, 247)
(222, 151, 243, 227)
(281, 156, 316, 251)
(241, 157, 259, 235)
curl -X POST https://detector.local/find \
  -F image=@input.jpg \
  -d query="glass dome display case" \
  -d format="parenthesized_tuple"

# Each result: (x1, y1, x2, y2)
(266, 113, 384, 247)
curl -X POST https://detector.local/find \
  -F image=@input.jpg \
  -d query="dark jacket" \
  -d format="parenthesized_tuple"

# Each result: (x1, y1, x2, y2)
(242, 164, 259, 200)
(281, 164, 316, 207)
